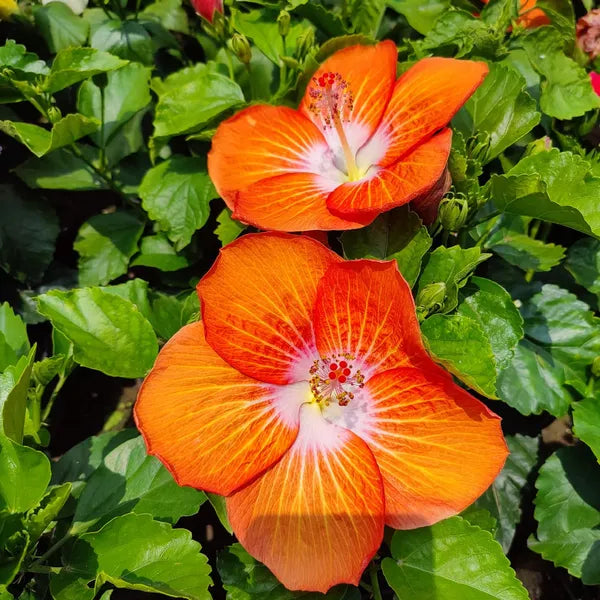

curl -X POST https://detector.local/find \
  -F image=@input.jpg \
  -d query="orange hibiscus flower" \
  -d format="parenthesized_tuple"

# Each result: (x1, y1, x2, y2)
(208, 42, 488, 231)
(135, 233, 508, 592)
(481, 0, 550, 28)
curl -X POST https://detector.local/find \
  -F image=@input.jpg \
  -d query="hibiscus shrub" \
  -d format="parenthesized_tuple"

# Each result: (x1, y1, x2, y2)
(1, 0, 600, 599)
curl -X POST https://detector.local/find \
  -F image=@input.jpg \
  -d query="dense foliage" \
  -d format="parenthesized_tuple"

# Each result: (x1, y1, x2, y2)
(1, 0, 600, 598)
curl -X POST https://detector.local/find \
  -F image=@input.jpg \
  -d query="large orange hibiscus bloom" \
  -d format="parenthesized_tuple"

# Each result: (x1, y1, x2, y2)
(135, 233, 508, 592)
(208, 42, 488, 231)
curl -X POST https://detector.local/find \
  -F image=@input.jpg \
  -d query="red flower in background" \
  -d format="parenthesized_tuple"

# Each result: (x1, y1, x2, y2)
(591, 72, 600, 97)
(191, 0, 222, 22)
(135, 233, 508, 592)
(208, 42, 487, 231)
(577, 9, 600, 60)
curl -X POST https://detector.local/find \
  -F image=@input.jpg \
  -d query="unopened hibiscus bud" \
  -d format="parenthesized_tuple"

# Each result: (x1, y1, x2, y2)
(231, 33, 251, 65)
(0, 0, 17, 20)
(295, 28, 315, 61)
(47, 106, 62, 124)
(277, 10, 290, 37)
(523, 136, 552, 157)
(191, 0, 223, 23)
(591, 72, 600, 97)
(577, 9, 600, 60)
(416, 282, 447, 320)
(438, 196, 469, 232)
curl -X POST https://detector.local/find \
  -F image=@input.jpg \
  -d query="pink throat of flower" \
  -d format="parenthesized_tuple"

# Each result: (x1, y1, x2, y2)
(309, 354, 365, 407)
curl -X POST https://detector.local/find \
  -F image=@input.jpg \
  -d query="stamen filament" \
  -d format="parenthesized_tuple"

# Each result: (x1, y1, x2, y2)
(331, 111, 360, 181)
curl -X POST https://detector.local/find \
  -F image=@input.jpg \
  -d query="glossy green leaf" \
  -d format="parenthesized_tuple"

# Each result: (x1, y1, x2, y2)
(100, 279, 153, 322)
(63, 513, 212, 599)
(25, 482, 71, 544)
(422, 313, 497, 398)
(74, 211, 144, 286)
(218, 543, 360, 600)
(382, 516, 528, 599)
(131, 234, 191, 272)
(139, 156, 218, 250)
(90, 19, 153, 64)
(565, 238, 600, 305)
(214, 208, 246, 247)
(146, 291, 196, 340)
(572, 397, 600, 461)
(36, 287, 158, 378)
(0, 185, 60, 283)
(0, 433, 51, 513)
(0, 529, 29, 589)
(341, 207, 432, 287)
(71, 436, 206, 534)
(348, 0, 385, 36)
(206, 493, 232, 535)
(457, 63, 540, 163)
(34, 2, 89, 53)
(472, 434, 539, 551)
(0, 303, 29, 372)
(387, 0, 449, 34)
(417, 246, 490, 314)
(457, 277, 524, 372)
(45, 47, 127, 94)
(491, 150, 600, 238)
(141, 0, 189, 33)
(460, 507, 497, 536)
(153, 63, 244, 139)
(530, 445, 600, 584)
(0, 114, 99, 158)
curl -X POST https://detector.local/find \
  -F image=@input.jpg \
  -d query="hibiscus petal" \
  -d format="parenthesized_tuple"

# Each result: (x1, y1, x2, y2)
(299, 41, 397, 157)
(197, 232, 341, 385)
(134, 322, 305, 496)
(231, 172, 368, 232)
(327, 129, 452, 219)
(208, 105, 330, 209)
(363, 364, 508, 529)
(313, 259, 427, 377)
(368, 57, 487, 168)
(226, 403, 384, 593)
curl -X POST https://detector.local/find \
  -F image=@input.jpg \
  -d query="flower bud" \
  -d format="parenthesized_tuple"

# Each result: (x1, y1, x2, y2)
(47, 106, 62, 124)
(523, 136, 552, 158)
(231, 33, 251, 65)
(577, 9, 600, 60)
(191, 0, 223, 23)
(277, 10, 290, 37)
(438, 195, 469, 232)
(295, 28, 315, 61)
(410, 167, 451, 225)
(416, 282, 447, 320)
(591, 72, 600, 98)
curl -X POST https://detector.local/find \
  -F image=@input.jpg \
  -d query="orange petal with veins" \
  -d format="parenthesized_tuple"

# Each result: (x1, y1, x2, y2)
(226, 403, 384, 593)
(363, 364, 508, 529)
(134, 322, 303, 496)
(197, 232, 341, 385)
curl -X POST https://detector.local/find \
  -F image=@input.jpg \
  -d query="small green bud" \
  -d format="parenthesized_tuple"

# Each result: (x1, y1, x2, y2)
(281, 56, 300, 69)
(231, 33, 252, 65)
(416, 282, 447, 320)
(46, 106, 62, 124)
(592, 356, 600, 378)
(277, 10, 290, 37)
(295, 28, 315, 61)
(438, 196, 469, 232)
(523, 136, 552, 158)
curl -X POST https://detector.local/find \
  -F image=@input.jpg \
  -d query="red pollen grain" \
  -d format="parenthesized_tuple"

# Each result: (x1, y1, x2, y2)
(343, 368, 351, 376)
(329, 363, 338, 370)
(328, 372, 337, 380)
(338, 375, 347, 384)
(339, 361, 347, 368)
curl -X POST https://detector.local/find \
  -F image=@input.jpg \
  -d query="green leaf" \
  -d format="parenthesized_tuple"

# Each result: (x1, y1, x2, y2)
(382, 516, 528, 599)
(0, 433, 51, 513)
(573, 397, 600, 461)
(45, 47, 128, 94)
(565, 238, 600, 305)
(218, 543, 360, 600)
(348, 0, 385, 36)
(100, 279, 153, 322)
(490, 150, 600, 238)
(74, 211, 144, 286)
(0, 114, 99, 158)
(141, 0, 189, 34)
(90, 19, 153, 65)
(139, 156, 218, 250)
(497, 340, 574, 417)
(417, 246, 490, 314)
(0, 348, 35, 444)
(387, 0, 449, 34)
(36, 287, 158, 378)
(341, 207, 432, 287)
(206, 493, 232, 535)
(131, 234, 191, 272)
(0, 529, 29, 589)
(457, 277, 524, 373)
(472, 434, 539, 552)
(71, 436, 205, 534)
(152, 63, 244, 140)
(63, 513, 212, 599)
(520, 28, 600, 120)
(0, 303, 29, 370)
(0, 185, 60, 283)
(456, 63, 540, 163)
(422, 313, 497, 398)
(15, 146, 107, 191)
(34, 3, 89, 53)
(0, 40, 47, 74)
(214, 209, 246, 247)
(521, 284, 600, 393)
(460, 507, 497, 535)
(530, 445, 600, 584)
(25, 482, 71, 544)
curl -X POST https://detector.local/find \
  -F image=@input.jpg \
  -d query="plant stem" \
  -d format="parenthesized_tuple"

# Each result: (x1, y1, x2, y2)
(369, 562, 383, 600)
(99, 83, 106, 171)
(30, 534, 72, 568)
(27, 565, 62, 575)
(41, 372, 67, 423)
(224, 46, 236, 80)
